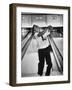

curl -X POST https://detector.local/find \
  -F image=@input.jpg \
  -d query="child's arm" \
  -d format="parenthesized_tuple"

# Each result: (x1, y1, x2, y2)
(43, 30, 50, 39)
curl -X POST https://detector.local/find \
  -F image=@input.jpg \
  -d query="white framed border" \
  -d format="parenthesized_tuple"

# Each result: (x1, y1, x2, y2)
(16, 6, 69, 84)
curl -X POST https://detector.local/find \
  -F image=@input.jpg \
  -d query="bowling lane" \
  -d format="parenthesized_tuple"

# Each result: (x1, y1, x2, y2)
(53, 38, 63, 55)
(21, 38, 63, 77)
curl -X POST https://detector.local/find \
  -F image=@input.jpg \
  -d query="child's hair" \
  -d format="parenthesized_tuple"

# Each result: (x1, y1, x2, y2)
(32, 25, 39, 35)
(47, 25, 53, 31)
(33, 24, 39, 30)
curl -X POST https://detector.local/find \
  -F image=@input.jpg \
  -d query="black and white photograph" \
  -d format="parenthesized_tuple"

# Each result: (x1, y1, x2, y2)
(21, 14, 63, 77)
(9, 4, 70, 86)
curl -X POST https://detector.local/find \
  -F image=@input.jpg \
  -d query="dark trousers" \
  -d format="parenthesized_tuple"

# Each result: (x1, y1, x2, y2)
(38, 45, 52, 76)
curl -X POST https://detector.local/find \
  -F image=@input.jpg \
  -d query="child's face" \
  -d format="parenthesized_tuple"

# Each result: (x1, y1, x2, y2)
(34, 26, 40, 33)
